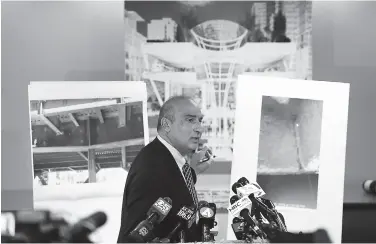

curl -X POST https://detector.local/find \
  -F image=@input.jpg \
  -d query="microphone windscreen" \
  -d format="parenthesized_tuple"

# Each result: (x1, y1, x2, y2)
(232, 217, 241, 224)
(363, 180, 376, 194)
(198, 201, 209, 208)
(232, 182, 241, 194)
(163, 197, 172, 205)
(230, 195, 240, 204)
(86, 212, 107, 229)
(238, 177, 250, 186)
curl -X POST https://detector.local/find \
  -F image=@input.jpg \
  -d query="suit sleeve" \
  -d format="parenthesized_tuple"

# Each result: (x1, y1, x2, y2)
(118, 166, 167, 241)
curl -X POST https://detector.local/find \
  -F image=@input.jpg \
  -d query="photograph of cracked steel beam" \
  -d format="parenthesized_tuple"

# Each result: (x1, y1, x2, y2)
(256, 96, 323, 210)
(229, 75, 349, 243)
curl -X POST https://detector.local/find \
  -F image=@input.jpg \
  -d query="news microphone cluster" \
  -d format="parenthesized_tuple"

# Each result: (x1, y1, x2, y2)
(228, 177, 288, 242)
(124, 197, 200, 243)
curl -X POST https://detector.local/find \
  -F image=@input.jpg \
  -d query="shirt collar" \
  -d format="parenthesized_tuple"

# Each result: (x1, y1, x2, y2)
(157, 134, 187, 169)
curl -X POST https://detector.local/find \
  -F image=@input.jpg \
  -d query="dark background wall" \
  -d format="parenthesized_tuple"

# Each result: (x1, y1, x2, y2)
(1, 0, 376, 241)
(312, 2, 376, 242)
(312, 1, 376, 204)
(1, 1, 125, 210)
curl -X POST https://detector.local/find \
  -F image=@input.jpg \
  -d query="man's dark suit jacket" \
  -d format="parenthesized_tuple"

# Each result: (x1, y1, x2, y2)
(117, 138, 200, 243)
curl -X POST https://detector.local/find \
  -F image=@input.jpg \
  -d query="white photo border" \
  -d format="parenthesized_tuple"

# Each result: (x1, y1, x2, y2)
(227, 75, 350, 243)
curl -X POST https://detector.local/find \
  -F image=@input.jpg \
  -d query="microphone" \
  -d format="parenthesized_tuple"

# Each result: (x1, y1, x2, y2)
(228, 195, 267, 240)
(63, 211, 107, 243)
(197, 201, 216, 242)
(231, 217, 247, 240)
(127, 197, 172, 243)
(1, 210, 105, 243)
(165, 205, 196, 243)
(231, 177, 249, 195)
(363, 180, 376, 195)
(127, 220, 155, 243)
(232, 180, 266, 198)
(232, 182, 242, 195)
(259, 198, 286, 226)
(231, 217, 256, 242)
(208, 203, 218, 238)
(239, 208, 267, 239)
(2, 210, 72, 243)
(1, 233, 29, 243)
(230, 195, 240, 205)
(247, 192, 287, 232)
(238, 177, 250, 185)
(228, 194, 253, 218)
(232, 177, 287, 232)
(146, 197, 173, 225)
(198, 148, 216, 163)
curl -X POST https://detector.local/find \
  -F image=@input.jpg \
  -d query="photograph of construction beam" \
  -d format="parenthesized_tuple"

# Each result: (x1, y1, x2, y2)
(28, 82, 149, 186)
(257, 96, 323, 210)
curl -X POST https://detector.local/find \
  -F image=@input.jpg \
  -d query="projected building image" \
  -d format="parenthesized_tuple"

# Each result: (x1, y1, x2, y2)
(125, 1, 312, 161)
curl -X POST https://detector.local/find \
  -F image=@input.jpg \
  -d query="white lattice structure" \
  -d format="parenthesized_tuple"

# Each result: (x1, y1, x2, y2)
(189, 21, 248, 158)
(141, 20, 299, 159)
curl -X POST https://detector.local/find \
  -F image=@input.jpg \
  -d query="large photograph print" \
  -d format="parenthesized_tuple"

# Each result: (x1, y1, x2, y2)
(231, 75, 350, 243)
(124, 0, 312, 240)
(28, 81, 149, 243)
(257, 95, 323, 210)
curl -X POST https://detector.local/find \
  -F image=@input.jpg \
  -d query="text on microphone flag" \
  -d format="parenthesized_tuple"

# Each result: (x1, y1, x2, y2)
(199, 207, 215, 218)
(138, 226, 149, 237)
(227, 196, 252, 217)
(177, 207, 194, 221)
(153, 198, 172, 215)
(237, 183, 266, 198)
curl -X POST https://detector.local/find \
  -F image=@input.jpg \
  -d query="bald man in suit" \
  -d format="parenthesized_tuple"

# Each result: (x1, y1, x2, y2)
(117, 96, 214, 243)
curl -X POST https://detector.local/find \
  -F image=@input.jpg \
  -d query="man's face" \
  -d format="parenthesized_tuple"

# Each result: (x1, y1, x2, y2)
(168, 100, 204, 154)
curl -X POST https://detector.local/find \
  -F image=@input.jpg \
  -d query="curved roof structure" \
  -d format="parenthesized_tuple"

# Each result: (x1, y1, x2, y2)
(143, 19, 295, 69)
(191, 20, 248, 51)
(142, 42, 296, 69)
(192, 19, 247, 41)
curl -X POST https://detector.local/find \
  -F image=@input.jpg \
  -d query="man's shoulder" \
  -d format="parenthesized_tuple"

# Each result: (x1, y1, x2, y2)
(131, 138, 170, 169)
(137, 138, 166, 158)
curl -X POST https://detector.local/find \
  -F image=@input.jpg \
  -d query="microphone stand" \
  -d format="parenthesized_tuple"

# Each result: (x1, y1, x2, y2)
(250, 195, 287, 232)
(178, 230, 185, 243)
(201, 224, 212, 242)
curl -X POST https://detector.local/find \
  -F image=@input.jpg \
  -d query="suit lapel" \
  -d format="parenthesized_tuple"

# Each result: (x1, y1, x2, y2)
(153, 138, 195, 205)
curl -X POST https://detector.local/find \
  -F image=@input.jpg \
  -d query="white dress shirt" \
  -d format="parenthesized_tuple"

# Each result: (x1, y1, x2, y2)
(157, 134, 189, 184)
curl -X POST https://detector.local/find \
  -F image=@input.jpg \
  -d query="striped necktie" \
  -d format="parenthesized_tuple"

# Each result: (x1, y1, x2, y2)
(182, 162, 199, 208)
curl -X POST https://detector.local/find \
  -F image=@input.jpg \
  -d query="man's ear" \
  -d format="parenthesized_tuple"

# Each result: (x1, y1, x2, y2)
(161, 117, 171, 132)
